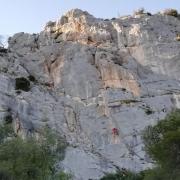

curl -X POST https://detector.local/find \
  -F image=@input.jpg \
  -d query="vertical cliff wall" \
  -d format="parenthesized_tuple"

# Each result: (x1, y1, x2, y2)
(0, 9, 180, 179)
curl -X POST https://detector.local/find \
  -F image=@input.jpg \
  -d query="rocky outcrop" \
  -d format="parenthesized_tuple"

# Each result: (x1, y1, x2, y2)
(1, 8, 180, 179)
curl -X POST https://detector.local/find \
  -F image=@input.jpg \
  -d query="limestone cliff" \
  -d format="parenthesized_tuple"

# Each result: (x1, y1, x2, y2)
(1, 9, 180, 180)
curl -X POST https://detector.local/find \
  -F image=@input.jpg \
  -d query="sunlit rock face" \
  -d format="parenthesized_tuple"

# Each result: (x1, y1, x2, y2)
(1, 8, 180, 179)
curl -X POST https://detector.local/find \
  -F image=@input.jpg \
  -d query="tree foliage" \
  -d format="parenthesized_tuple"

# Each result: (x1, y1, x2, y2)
(142, 109, 180, 179)
(163, 9, 178, 17)
(0, 124, 69, 180)
(100, 170, 144, 180)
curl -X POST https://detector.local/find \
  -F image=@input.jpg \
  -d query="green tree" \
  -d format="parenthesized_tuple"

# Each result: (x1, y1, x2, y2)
(0, 124, 69, 180)
(143, 109, 180, 180)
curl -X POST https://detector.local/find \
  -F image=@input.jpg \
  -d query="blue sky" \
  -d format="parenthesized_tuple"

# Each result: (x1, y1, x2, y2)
(0, 0, 180, 35)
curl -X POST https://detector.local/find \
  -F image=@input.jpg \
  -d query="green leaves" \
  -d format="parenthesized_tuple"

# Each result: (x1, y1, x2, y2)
(0, 124, 15, 143)
(0, 124, 69, 180)
(142, 109, 180, 179)
(100, 170, 144, 180)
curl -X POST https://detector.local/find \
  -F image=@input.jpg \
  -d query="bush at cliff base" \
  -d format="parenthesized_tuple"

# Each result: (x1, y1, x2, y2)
(0, 124, 70, 180)
(142, 109, 180, 180)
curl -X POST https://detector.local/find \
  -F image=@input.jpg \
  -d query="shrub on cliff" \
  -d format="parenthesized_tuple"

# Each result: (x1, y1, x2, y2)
(134, 8, 145, 16)
(162, 9, 178, 17)
(100, 170, 144, 180)
(15, 77, 30, 91)
(0, 123, 69, 180)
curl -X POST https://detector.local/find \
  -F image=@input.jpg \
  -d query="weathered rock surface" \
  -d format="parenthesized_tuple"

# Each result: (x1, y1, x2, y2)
(1, 9, 180, 179)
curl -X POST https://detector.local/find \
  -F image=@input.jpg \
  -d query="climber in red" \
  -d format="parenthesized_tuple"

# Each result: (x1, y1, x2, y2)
(112, 128, 119, 136)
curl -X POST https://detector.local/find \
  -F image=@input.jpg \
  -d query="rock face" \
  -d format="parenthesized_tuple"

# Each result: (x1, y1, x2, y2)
(1, 9, 180, 179)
